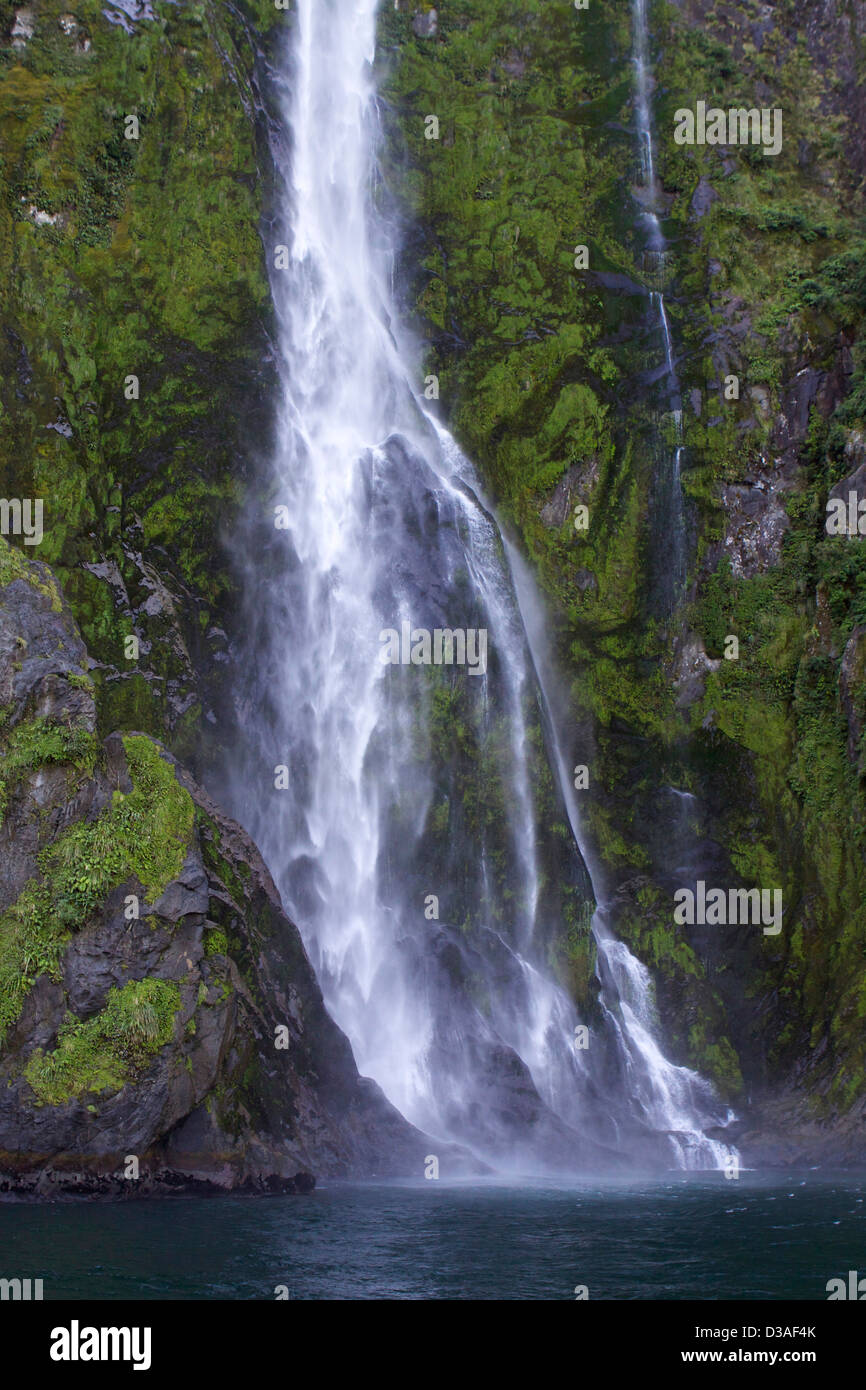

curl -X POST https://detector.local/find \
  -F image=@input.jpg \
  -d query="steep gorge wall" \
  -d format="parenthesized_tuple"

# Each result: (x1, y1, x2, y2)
(0, 0, 431, 1189)
(380, 0, 866, 1156)
(0, 536, 426, 1191)
(0, 0, 864, 1166)
(0, 0, 280, 769)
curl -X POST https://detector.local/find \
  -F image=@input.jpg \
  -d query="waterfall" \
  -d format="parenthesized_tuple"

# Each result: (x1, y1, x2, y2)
(633, 0, 687, 608)
(226, 0, 736, 1173)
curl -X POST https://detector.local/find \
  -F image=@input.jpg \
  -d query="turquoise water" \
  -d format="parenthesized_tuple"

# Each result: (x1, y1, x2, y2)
(2, 1171, 864, 1300)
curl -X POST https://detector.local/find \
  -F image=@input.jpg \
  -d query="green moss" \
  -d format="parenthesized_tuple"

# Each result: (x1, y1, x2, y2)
(38, 734, 193, 915)
(204, 927, 228, 958)
(66, 671, 94, 692)
(0, 534, 62, 611)
(378, 0, 629, 545)
(686, 1025, 744, 1101)
(0, 0, 280, 760)
(550, 895, 597, 1012)
(23, 977, 181, 1105)
(586, 801, 651, 871)
(0, 716, 97, 825)
(0, 734, 193, 1048)
(113, 735, 195, 899)
(0, 881, 70, 1047)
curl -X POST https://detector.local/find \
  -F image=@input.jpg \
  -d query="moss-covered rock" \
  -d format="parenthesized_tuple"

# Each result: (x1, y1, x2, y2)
(0, 521, 429, 1193)
(0, 0, 283, 772)
(379, 0, 866, 1144)
(2, 0, 864, 1166)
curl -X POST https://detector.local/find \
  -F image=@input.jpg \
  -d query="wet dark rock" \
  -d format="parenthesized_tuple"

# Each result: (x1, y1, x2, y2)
(81, 544, 205, 742)
(412, 8, 437, 38)
(151, 851, 210, 922)
(0, 547, 433, 1197)
(689, 177, 719, 221)
(500, 48, 526, 79)
(539, 457, 599, 528)
(736, 1087, 866, 1170)
(0, 566, 89, 724)
(829, 432, 866, 512)
(720, 467, 792, 578)
(589, 269, 647, 296)
(839, 626, 866, 768)
(672, 633, 721, 709)
(406, 920, 661, 1172)
(771, 368, 824, 462)
(0, 1165, 317, 1200)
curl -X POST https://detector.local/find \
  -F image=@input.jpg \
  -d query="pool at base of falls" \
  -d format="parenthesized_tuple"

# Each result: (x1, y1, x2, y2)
(3, 1170, 863, 1300)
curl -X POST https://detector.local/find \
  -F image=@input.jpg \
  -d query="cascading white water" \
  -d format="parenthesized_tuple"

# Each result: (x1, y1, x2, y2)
(230, 0, 736, 1171)
(503, 540, 735, 1170)
(633, 0, 659, 197)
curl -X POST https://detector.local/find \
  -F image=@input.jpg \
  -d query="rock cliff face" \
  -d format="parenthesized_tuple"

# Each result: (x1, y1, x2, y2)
(0, 539, 427, 1194)
(0, 0, 864, 1171)
(380, 0, 866, 1160)
(0, 0, 281, 773)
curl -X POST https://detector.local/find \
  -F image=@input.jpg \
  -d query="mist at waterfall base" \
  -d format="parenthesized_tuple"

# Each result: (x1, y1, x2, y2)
(222, 0, 736, 1176)
(3, 1172, 864, 1300)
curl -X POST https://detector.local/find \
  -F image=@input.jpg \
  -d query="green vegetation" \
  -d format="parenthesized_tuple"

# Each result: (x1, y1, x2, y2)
(378, 0, 629, 561)
(0, 715, 97, 824)
(204, 926, 229, 958)
(24, 977, 181, 1104)
(0, 733, 193, 1046)
(0, 0, 281, 756)
(379, 0, 866, 1102)
(0, 0, 862, 1132)
(0, 533, 62, 609)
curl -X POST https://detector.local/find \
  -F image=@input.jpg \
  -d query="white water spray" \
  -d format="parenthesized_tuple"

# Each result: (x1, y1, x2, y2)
(230, 0, 735, 1171)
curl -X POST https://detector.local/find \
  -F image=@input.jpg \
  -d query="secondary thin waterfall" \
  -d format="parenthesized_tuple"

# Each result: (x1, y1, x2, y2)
(227, 0, 735, 1171)
(633, 0, 687, 608)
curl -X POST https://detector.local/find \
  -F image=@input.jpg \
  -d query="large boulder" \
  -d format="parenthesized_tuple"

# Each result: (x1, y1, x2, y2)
(0, 538, 429, 1196)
